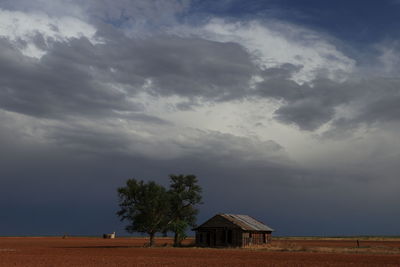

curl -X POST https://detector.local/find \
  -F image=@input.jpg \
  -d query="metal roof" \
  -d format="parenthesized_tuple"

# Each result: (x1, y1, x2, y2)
(220, 214, 274, 232)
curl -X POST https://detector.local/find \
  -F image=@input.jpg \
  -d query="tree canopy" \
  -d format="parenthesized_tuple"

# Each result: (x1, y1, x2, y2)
(117, 174, 202, 247)
(117, 179, 170, 246)
(167, 174, 202, 246)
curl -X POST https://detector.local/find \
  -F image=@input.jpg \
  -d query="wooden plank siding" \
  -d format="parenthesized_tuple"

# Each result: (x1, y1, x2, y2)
(241, 232, 270, 247)
(195, 228, 242, 247)
(194, 214, 274, 248)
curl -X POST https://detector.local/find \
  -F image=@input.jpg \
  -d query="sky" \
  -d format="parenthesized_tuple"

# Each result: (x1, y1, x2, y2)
(1, 0, 400, 237)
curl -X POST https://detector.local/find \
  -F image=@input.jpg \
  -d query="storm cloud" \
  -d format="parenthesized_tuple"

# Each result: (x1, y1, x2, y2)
(1, 1, 400, 236)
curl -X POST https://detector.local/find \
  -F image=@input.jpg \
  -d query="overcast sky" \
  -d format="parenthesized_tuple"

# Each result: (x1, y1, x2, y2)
(1, 0, 400, 236)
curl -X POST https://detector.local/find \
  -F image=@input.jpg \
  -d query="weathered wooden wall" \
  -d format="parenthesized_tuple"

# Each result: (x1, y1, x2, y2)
(194, 215, 273, 247)
(195, 228, 242, 247)
(241, 231, 273, 247)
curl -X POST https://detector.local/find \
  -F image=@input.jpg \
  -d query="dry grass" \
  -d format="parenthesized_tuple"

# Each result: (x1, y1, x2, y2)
(274, 236, 400, 241)
(247, 240, 400, 255)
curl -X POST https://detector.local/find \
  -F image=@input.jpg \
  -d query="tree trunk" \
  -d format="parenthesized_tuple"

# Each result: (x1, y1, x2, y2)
(149, 232, 155, 247)
(173, 232, 179, 247)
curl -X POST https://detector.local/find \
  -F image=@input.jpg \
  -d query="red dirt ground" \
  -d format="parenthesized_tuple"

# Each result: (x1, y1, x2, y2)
(1, 237, 400, 266)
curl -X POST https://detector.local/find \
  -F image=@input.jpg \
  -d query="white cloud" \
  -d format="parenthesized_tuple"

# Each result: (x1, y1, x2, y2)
(172, 19, 355, 84)
(131, 92, 312, 161)
(0, 9, 100, 58)
(0, 0, 85, 18)
(376, 42, 400, 75)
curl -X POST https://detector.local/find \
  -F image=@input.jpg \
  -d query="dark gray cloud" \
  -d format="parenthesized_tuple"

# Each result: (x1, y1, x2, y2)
(256, 69, 348, 130)
(2, 2, 400, 238)
(319, 77, 400, 136)
(98, 34, 256, 101)
(0, 37, 141, 119)
(2, 114, 400, 236)
(2, 9, 399, 133)
(3, 1, 400, 134)
(0, 28, 256, 120)
(274, 98, 335, 131)
(127, 37, 256, 100)
(256, 66, 400, 131)
(349, 78, 400, 124)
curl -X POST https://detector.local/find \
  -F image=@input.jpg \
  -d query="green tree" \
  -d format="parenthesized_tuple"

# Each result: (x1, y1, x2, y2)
(117, 179, 169, 247)
(167, 174, 202, 247)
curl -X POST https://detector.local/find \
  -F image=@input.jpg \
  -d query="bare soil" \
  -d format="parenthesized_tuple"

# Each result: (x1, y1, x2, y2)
(1, 237, 400, 266)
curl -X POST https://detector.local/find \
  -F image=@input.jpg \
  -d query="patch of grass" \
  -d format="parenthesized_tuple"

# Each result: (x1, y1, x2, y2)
(246, 241, 400, 255)
(274, 236, 400, 241)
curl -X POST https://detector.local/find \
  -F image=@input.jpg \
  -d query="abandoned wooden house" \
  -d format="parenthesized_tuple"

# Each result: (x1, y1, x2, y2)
(193, 214, 274, 247)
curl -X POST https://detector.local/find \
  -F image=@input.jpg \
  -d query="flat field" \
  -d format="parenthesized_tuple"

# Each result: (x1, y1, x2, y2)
(1, 237, 400, 266)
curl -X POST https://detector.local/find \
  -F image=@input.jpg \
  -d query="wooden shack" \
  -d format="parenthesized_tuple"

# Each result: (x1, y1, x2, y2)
(193, 214, 274, 247)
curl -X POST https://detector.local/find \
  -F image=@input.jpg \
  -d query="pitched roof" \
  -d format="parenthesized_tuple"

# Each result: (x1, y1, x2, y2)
(194, 213, 274, 232)
(220, 214, 274, 232)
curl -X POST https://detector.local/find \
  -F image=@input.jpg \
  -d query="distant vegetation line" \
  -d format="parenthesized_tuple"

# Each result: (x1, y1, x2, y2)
(2, 235, 400, 240)
(275, 236, 400, 240)
(0, 235, 196, 238)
